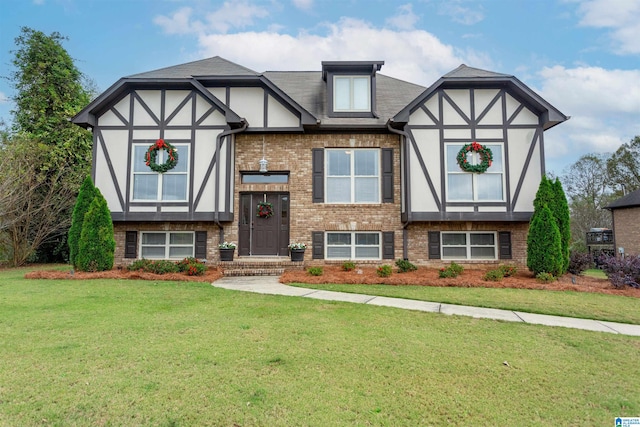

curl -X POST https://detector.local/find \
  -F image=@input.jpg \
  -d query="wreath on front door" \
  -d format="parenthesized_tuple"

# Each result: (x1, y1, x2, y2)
(456, 142, 493, 174)
(256, 201, 274, 218)
(145, 139, 178, 173)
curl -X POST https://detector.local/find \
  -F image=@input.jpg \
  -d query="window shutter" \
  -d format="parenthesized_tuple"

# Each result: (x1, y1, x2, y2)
(312, 231, 324, 259)
(428, 231, 441, 260)
(382, 148, 394, 203)
(125, 231, 137, 259)
(382, 231, 395, 259)
(195, 231, 207, 259)
(312, 149, 324, 203)
(498, 231, 512, 260)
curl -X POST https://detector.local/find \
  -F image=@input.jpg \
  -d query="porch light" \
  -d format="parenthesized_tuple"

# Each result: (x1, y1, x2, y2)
(259, 158, 268, 173)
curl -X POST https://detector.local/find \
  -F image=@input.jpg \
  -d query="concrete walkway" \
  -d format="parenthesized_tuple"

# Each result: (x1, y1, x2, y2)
(212, 275, 640, 337)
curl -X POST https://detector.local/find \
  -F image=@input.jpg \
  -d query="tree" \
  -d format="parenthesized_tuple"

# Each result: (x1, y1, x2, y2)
(527, 205, 563, 276)
(68, 176, 97, 268)
(551, 178, 571, 273)
(607, 136, 640, 195)
(76, 190, 115, 272)
(3, 27, 93, 263)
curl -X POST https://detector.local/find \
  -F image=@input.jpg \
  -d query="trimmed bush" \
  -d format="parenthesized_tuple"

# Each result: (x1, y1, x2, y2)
(76, 191, 115, 272)
(395, 259, 417, 273)
(598, 254, 640, 289)
(527, 204, 563, 276)
(483, 269, 504, 282)
(536, 272, 556, 283)
(439, 262, 464, 278)
(68, 176, 97, 268)
(567, 252, 593, 275)
(376, 264, 393, 277)
(551, 178, 571, 273)
(128, 257, 205, 276)
(499, 265, 517, 277)
(342, 261, 356, 271)
(307, 267, 323, 276)
(145, 260, 180, 275)
(128, 259, 153, 271)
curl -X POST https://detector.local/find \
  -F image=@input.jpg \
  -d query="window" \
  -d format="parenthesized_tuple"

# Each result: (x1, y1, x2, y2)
(446, 143, 503, 201)
(326, 149, 379, 203)
(326, 232, 380, 260)
(241, 173, 289, 184)
(132, 143, 189, 201)
(141, 232, 194, 259)
(441, 232, 497, 260)
(334, 76, 370, 112)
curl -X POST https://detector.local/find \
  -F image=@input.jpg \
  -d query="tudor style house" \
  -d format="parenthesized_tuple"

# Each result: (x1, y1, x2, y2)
(72, 57, 567, 266)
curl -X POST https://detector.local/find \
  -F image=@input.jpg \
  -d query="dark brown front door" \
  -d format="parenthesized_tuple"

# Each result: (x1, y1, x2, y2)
(238, 193, 289, 256)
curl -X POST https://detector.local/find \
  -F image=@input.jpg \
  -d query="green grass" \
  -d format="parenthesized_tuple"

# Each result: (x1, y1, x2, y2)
(584, 268, 608, 279)
(1, 268, 639, 426)
(289, 282, 640, 325)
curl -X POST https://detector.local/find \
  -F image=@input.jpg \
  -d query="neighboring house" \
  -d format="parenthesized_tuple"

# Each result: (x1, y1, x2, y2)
(72, 57, 568, 266)
(605, 189, 640, 257)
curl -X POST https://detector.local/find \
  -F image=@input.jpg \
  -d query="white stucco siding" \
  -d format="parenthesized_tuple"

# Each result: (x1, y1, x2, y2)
(192, 129, 221, 213)
(132, 130, 160, 140)
(444, 90, 471, 120)
(510, 105, 538, 125)
(408, 106, 435, 125)
(136, 91, 162, 121)
(165, 91, 192, 126)
(132, 97, 157, 126)
(98, 109, 125, 126)
(96, 129, 129, 212)
(476, 90, 503, 125)
(507, 128, 540, 212)
(475, 129, 503, 139)
(409, 129, 440, 212)
(163, 129, 191, 140)
(266, 95, 299, 128)
(230, 87, 264, 128)
(113, 96, 130, 121)
(207, 87, 226, 103)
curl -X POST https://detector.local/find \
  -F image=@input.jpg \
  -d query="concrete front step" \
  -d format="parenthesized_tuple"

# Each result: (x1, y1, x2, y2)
(219, 256, 304, 276)
(223, 268, 285, 277)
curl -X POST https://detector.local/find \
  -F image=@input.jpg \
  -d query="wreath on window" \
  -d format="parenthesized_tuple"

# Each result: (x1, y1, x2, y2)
(256, 202, 274, 218)
(145, 139, 178, 173)
(456, 142, 493, 174)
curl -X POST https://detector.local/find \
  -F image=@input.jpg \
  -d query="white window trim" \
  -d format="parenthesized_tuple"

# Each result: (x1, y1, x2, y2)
(140, 231, 195, 259)
(445, 142, 505, 202)
(325, 148, 381, 204)
(131, 143, 190, 202)
(333, 75, 371, 112)
(325, 231, 381, 260)
(441, 231, 498, 261)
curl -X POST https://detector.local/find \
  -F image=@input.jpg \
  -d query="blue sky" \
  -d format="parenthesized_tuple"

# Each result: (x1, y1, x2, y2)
(0, 0, 638, 175)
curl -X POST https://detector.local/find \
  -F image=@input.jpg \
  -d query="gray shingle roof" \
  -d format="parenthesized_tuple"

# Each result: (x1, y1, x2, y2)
(606, 189, 640, 209)
(127, 56, 259, 79)
(443, 64, 511, 79)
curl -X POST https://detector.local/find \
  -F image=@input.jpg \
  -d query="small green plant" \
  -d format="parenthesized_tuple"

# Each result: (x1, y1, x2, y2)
(376, 264, 392, 277)
(186, 262, 206, 276)
(146, 260, 180, 275)
(483, 269, 504, 282)
(499, 265, 517, 277)
(439, 262, 464, 278)
(128, 259, 153, 271)
(342, 261, 356, 271)
(307, 266, 323, 276)
(536, 272, 556, 283)
(395, 259, 417, 273)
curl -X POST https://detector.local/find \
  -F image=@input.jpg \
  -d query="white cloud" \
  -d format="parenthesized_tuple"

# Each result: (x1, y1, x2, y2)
(438, 1, 484, 25)
(537, 65, 640, 173)
(576, 0, 640, 54)
(0, 92, 9, 104)
(386, 4, 420, 31)
(292, 0, 313, 11)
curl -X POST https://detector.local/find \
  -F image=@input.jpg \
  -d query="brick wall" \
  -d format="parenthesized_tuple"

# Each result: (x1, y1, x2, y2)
(613, 207, 640, 256)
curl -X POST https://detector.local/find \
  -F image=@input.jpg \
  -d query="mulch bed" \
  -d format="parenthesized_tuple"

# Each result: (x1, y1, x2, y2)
(25, 267, 224, 283)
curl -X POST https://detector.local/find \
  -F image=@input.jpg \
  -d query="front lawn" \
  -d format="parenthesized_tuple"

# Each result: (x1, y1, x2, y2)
(1, 269, 638, 425)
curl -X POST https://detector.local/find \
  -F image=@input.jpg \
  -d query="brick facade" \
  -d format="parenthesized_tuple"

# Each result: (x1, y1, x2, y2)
(612, 207, 640, 257)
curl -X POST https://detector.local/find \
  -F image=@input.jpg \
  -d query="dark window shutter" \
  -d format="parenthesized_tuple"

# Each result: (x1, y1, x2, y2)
(382, 231, 395, 259)
(125, 231, 137, 259)
(498, 231, 512, 260)
(195, 231, 207, 259)
(382, 148, 394, 203)
(428, 231, 441, 260)
(312, 231, 324, 259)
(312, 148, 324, 203)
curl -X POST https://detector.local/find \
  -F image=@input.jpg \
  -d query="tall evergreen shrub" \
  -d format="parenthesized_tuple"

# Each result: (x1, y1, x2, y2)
(551, 178, 571, 273)
(76, 189, 115, 272)
(68, 176, 97, 267)
(527, 205, 563, 276)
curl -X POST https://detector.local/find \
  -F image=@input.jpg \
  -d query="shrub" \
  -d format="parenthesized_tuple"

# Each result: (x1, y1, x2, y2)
(307, 267, 323, 276)
(483, 269, 504, 282)
(68, 176, 97, 268)
(527, 204, 563, 276)
(395, 259, 417, 273)
(567, 252, 593, 275)
(439, 262, 464, 278)
(551, 178, 571, 273)
(176, 257, 199, 272)
(128, 259, 153, 271)
(76, 191, 115, 272)
(376, 264, 393, 277)
(342, 261, 356, 271)
(536, 272, 556, 283)
(499, 265, 517, 277)
(145, 260, 180, 275)
(598, 254, 640, 289)
(186, 262, 206, 276)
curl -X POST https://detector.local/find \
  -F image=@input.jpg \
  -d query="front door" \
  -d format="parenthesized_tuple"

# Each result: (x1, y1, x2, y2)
(238, 193, 289, 256)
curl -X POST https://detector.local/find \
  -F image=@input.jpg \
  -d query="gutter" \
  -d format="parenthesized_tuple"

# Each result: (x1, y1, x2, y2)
(386, 119, 412, 260)
(214, 120, 248, 243)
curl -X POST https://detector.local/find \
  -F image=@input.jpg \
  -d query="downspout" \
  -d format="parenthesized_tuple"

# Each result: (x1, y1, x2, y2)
(386, 119, 412, 260)
(214, 120, 248, 243)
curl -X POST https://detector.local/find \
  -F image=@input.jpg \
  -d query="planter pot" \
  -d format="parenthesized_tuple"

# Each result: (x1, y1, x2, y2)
(290, 249, 305, 262)
(219, 248, 235, 261)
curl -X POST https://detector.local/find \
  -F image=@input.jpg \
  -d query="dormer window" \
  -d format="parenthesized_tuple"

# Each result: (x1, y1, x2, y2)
(322, 60, 383, 118)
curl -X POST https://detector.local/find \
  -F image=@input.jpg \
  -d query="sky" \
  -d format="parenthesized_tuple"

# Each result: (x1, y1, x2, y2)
(0, 0, 638, 175)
